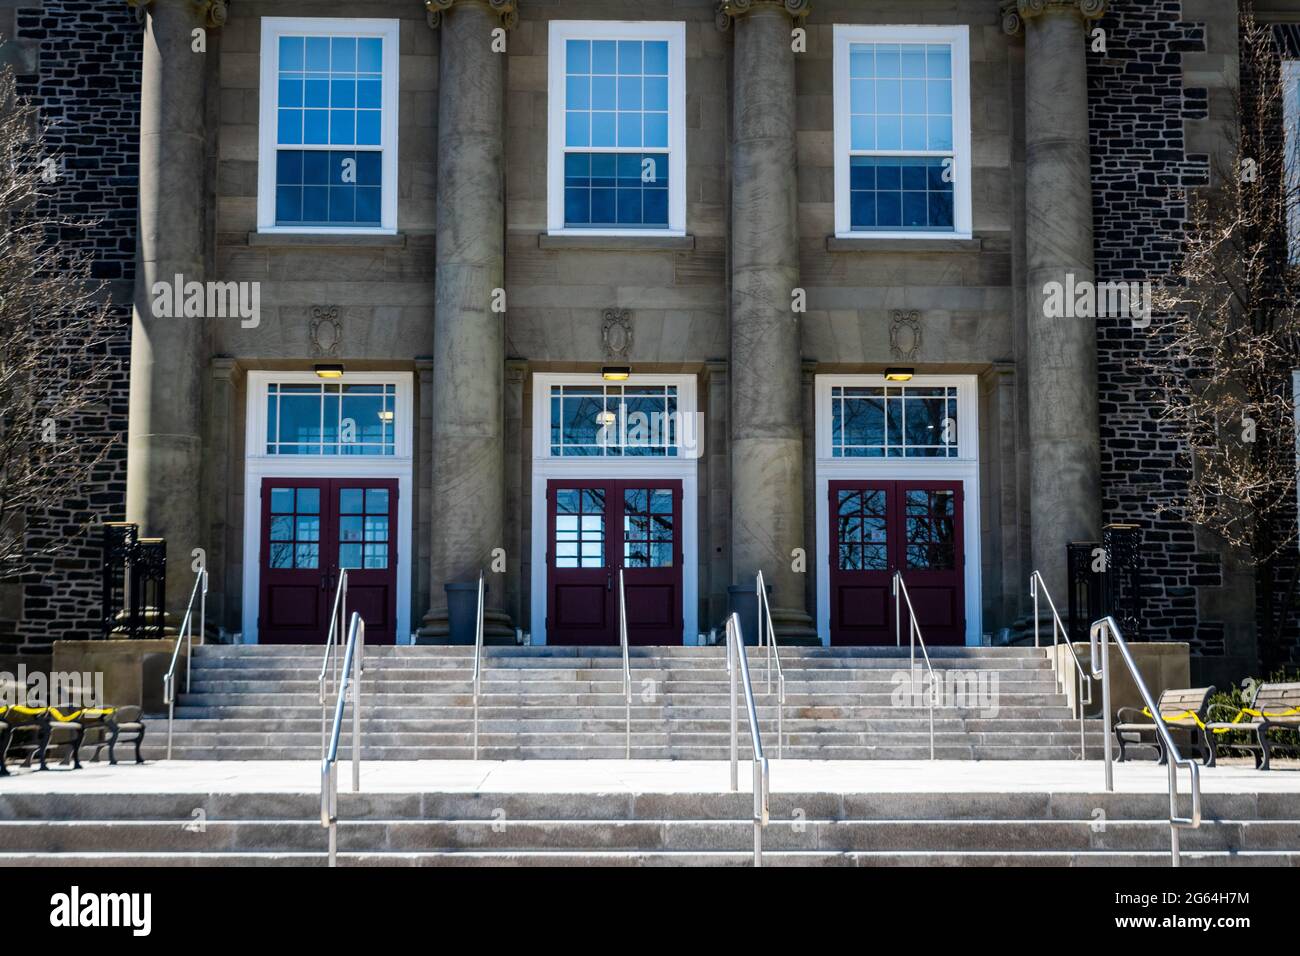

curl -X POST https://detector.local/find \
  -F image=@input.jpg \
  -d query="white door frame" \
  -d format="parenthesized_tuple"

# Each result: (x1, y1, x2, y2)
(814, 374, 982, 646)
(241, 370, 414, 644)
(529, 372, 700, 645)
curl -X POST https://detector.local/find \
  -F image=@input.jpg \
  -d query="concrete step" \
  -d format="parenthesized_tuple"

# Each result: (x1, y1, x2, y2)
(10, 789, 1295, 822)
(142, 717, 1103, 734)
(3, 818, 1296, 853)
(168, 705, 1083, 721)
(8, 849, 1297, 866)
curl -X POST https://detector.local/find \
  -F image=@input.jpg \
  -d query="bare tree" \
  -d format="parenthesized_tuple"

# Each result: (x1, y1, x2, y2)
(0, 64, 119, 584)
(1148, 13, 1300, 666)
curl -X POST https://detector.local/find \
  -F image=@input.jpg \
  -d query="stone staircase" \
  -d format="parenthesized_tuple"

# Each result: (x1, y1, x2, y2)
(145, 644, 1106, 760)
(3, 786, 1297, 865)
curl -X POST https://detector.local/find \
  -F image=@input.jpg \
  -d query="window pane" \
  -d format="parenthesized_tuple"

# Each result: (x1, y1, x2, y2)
(564, 151, 669, 228)
(849, 157, 953, 232)
(846, 40, 955, 234)
(562, 31, 673, 230)
(275, 32, 385, 227)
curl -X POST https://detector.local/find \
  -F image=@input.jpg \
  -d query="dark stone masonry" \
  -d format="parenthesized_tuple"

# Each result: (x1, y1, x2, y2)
(0, 0, 138, 653)
(1087, 0, 1225, 656)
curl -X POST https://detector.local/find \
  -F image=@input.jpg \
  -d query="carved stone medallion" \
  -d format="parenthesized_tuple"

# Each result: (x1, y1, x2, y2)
(889, 310, 922, 361)
(310, 306, 342, 357)
(601, 309, 633, 358)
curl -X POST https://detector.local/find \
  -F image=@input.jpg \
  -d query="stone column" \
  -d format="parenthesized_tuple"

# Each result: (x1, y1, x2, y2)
(420, 0, 516, 640)
(1004, 0, 1106, 602)
(125, 0, 223, 619)
(720, 0, 816, 641)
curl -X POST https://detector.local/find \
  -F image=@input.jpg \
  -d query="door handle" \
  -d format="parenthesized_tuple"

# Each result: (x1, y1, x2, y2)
(606, 573, 612, 592)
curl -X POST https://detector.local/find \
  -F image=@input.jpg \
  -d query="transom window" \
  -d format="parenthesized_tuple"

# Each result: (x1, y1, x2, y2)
(830, 385, 959, 458)
(834, 25, 970, 239)
(548, 21, 686, 235)
(266, 383, 397, 456)
(258, 18, 398, 233)
(549, 384, 680, 457)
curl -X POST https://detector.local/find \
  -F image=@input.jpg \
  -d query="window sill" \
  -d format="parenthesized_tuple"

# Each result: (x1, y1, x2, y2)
(538, 233, 695, 251)
(826, 236, 983, 253)
(248, 232, 408, 249)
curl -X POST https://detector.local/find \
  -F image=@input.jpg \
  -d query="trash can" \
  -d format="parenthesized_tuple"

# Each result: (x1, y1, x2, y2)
(444, 581, 484, 646)
(725, 583, 772, 647)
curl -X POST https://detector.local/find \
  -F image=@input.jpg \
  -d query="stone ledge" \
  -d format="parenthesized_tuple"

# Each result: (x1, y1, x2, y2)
(826, 236, 984, 253)
(537, 233, 696, 251)
(247, 232, 408, 249)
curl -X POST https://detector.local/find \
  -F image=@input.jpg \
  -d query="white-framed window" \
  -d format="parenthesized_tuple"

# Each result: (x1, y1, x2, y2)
(264, 382, 398, 456)
(828, 383, 961, 458)
(547, 20, 687, 236)
(815, 374, 976, 462)
(257, 17, 400, 235)
(1285, 61, 1299, 264)
(832, 25, 972, 240)
(534, 373, 700, 460)
(548, 382, 685, 457)
(246, 372, 414, 460)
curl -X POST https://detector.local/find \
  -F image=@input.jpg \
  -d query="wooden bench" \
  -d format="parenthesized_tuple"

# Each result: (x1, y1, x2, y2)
(1206, 681, 1300, 770)
(1115, 686, 1217, 767)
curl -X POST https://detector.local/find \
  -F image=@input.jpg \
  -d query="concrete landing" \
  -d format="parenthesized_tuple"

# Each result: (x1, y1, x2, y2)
(4, 758, 1297, 796)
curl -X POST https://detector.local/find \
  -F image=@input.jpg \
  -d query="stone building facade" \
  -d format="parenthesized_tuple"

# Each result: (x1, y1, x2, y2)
(3, 0, 1297, 685)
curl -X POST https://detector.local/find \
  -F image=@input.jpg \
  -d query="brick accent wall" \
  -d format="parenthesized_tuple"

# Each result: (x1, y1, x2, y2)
(1086, 0, 1225, 653)
(0, 1, 138, 652)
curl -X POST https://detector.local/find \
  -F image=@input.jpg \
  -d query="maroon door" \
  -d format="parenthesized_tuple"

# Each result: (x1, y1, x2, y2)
(260, 477, 398, 644)
(546, 479, 683, 646)
(829, 479, 964, 646)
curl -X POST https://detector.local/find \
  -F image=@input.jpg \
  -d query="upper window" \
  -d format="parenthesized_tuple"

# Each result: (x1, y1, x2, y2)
(833, 25, 971, 239)
(1285, 61, 1299, 264)
(257, 18, 399, 234)
(548, 21, 686, 236)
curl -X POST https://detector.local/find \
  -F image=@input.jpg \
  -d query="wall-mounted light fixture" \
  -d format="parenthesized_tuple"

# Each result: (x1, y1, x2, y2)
(601, 365, 631, 381)
(883, 367, 914, 382)
(314, 363, 345, 379)
(377, 409, 395, 423)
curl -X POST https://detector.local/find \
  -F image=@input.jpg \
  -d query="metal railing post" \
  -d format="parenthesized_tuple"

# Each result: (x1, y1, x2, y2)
(1099, 626, 1113, 791)
(352, 620, 362, 793)
(1031, 573, 1040, 648)
(729, 622, 738, 792)
(472, 571, 484, 760)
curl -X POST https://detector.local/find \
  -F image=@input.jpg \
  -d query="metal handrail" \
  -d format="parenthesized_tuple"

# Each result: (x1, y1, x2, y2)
(163, 567, 207, 760)
(755, 570, 785, 758)
(725, 612, 770, 867)
(471, 571, 485, 759)
(318, 569, 349, 759)
(1090, 615, 1202, 868)
(321, 611, 365, 868)
(618, 569, 632, 759)
(892, 572, 937, 760)
(1029, 570, 1093, 759)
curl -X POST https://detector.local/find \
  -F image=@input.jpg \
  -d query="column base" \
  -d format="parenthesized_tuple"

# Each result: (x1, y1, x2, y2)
(768, 605, 820, 646)
(417, 606, 516, 645)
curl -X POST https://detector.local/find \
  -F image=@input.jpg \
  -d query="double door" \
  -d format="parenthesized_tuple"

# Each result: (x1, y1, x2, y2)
(259, 477, 398, 644)
(546, 479, 683, 645)
(828, 479, 964, 646)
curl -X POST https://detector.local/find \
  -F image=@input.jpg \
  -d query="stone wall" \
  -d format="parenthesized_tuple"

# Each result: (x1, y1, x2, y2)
(0, 0, 138, 652)
(1086, 0, 1254, 676)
